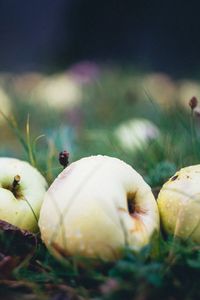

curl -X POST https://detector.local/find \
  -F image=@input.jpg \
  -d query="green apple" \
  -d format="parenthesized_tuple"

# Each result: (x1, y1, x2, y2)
(39, 155, 159, 260)
(158, 165, 200, 242)
(0, 157, 47, 232)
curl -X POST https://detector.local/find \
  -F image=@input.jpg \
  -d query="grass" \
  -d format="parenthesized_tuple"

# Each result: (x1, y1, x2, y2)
(1, 68, 200, 299)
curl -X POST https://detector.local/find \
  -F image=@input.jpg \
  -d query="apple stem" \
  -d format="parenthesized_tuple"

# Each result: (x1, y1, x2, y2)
(11, 175, 21, 196)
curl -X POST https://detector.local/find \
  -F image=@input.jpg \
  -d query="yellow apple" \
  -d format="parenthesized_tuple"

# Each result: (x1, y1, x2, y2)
(0, 87, 12, 125)
(177, 80, 200, 109)
(33, 74, 82, 111)
(39, 155, 159, 260)
(142, 73, 177, 109)
(158, 165, 200, 242)
(0, 157, 47, 232)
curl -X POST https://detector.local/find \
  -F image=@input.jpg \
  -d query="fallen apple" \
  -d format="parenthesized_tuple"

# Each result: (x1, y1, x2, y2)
(114, 118, 160, 153)
(177, 80, 200, 109)
(39, 155, 159, 260)
(142, 73, 177, 109)
(0, 87, 12, 125)
(158, 165, 200, 242)
(33, 73, 82, 111)
(0, 157, 47, 232)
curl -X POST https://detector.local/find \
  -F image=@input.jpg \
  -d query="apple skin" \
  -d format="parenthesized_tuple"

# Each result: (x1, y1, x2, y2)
(0, 157, 48, 232)
(158, 165, 200, 242)
(39, 155, 159, 260)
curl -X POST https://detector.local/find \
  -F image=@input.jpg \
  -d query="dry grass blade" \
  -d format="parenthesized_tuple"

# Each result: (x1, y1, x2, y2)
(26, 115, 36, 167)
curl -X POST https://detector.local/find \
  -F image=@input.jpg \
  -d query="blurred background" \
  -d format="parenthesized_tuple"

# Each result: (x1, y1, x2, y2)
(0, 0, 200, 187)
(1, 0, 200, 75)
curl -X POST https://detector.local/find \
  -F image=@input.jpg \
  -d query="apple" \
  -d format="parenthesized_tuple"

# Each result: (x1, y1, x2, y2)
(0, 157, 48, 232)
(157, 165, 200, 242)
(142, 73, 177, 109)
(177, 80, 200, 109)
(12, 72, 44, 97)
(39, 155, 159, 260)
(114, 118, 160, 152)
(33, 73, 82, 111)
(0, 87, 12, 125)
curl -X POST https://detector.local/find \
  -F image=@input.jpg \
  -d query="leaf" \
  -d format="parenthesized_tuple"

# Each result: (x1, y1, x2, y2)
(0, 256, 20, 279)
(186, 257, 200, 269)
(0, 220, 38, 257)
(45, 284, 82, 300)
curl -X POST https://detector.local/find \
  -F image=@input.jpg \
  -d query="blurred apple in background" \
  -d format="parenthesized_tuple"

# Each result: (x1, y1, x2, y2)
(0, 157, 47, 232)
(11, 72, 44, 97)
(177, 80, 200, 109)
(158, 165, 200, 242)
(142, 73, 177, 109)
(32, 73, 82, 111)
(39, 155, 159, 260)
(3, 69, 200, 117)
(114, 118, 160, 153)
(9, 72, 82, 113)
(0, 87, 12, 125)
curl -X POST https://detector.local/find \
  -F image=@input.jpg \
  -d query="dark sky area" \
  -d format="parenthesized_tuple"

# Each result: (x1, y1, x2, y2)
(0, 0, 200, 76)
